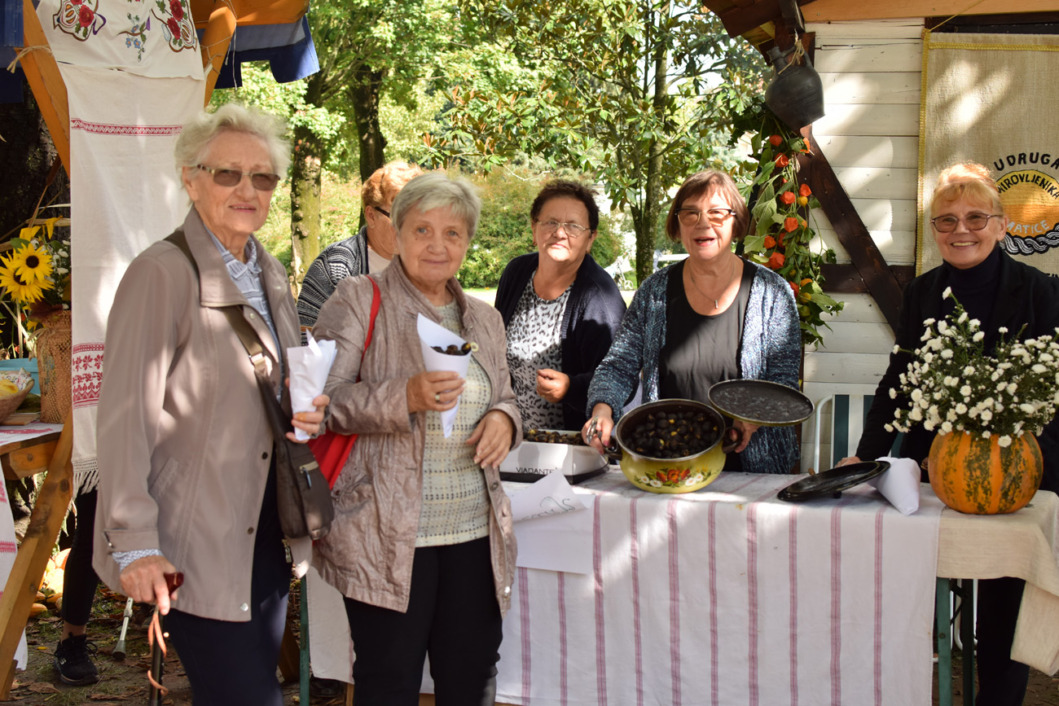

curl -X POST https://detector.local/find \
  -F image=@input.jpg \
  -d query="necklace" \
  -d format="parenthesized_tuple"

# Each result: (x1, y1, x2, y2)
(688, 256, 739, 309)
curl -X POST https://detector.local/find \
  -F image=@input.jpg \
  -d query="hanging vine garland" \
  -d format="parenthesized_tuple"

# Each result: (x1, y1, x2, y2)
(740, 113, 843, 347)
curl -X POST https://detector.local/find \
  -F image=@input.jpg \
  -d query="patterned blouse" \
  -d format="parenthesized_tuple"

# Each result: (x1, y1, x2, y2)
(505, 273, 571, 431)
(417, 301, 492, 547)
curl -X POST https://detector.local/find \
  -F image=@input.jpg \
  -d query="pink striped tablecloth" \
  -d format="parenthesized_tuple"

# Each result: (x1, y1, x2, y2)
(495, 470, 945, 706)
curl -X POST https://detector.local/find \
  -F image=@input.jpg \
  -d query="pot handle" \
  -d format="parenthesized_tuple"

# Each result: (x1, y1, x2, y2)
(722, 425, 743, 454)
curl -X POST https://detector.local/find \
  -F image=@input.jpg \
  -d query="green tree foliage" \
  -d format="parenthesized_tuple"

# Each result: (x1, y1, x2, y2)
(432, 0, 767, 285)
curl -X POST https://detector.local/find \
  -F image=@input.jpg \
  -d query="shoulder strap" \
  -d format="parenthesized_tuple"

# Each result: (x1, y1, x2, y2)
(357, 276, 381, 382)
(164, 231, 290, 425)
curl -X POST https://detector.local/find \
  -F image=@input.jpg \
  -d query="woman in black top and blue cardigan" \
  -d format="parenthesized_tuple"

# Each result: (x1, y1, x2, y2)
(495, 181, 628, 431)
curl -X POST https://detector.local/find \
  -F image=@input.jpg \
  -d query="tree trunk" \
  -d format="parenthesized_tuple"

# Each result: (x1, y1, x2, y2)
(289, 73, 327, 284)
(349, 67, 388, 183)
(290, 122, 323, 284)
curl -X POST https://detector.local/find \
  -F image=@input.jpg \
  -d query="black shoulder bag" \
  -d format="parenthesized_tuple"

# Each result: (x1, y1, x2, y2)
(166, 231, 333, 540)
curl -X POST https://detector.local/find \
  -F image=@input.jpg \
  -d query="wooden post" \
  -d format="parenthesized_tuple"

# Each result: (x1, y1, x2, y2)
(0, 413, 73, 698)
(17, 0, 70, 175)
(199, 1, 235, 107)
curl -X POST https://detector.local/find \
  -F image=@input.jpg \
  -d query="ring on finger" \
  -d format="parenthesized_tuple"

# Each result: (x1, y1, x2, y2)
(434, 393, 441, 403)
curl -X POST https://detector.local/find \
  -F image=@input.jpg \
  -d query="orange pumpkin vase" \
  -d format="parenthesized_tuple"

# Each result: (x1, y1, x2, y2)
(927, 431, 1043, 514)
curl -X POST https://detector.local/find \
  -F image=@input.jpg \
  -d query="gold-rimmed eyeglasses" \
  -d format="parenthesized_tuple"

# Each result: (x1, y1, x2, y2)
(536, 220, 591, 237)
(196, 165, 280, 191)
(676, 208, 736, 227)
(930, 213, 1004, 233)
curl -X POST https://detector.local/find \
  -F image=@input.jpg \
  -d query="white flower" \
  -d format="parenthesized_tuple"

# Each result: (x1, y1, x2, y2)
(911, 389, 923, 403)
(691, 473, 704, 484)
(962, 366, 975, 376)
(937, 321, 949, 334)
(940, 349, 953, 359)
(638, 476, 650, 484)
(889, 388, 897, 399)
(980, 410, 993, 422)
(941, 421, 953, 434)
(983, 430, 991, 438)
(650, 479, 662, 488)
(684, 478, 698, 486)
(942, 287, 952, 299)
(957, 312, 968, 324)
(1033, 364, 1048, 374)
(998, 435, 1012, 448)
(973, 331, 985, 342)
(924, 318, 936, 326)
(1020, 403, 1036, 415)
(909, 407, 923, 422)
(884, 423, 894, 432)
(997, 381, 1008, 393)
(956, 403, 968, 414)
(892, 345, 901, 354)
(960, 385, 972, 398)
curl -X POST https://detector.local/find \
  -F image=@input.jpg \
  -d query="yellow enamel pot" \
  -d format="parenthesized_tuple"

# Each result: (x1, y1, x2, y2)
(614, 399, 734, 494)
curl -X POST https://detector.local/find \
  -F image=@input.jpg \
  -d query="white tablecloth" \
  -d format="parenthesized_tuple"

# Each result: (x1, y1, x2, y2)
(310, 470, 946, 705)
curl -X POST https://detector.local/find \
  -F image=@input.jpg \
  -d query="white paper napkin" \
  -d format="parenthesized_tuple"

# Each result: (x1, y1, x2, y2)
(869, 456, 922, 515)
(417, 314, 472, 438)
(286, 333, 337, 441)
(509, 471, 588, 522)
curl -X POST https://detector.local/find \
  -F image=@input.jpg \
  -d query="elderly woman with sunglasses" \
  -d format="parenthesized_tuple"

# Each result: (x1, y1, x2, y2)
(494, 180, 628, 431)
(93, 104, 327, 705)
(839, 162, 1059, 706)
(584, 170, 800, 474)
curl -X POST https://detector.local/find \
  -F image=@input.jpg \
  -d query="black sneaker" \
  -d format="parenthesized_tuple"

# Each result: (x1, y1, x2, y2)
(54, 634, 99, 685)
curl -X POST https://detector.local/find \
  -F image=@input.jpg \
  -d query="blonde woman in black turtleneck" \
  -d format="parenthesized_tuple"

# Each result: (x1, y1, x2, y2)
(842, 161, 1059, 706)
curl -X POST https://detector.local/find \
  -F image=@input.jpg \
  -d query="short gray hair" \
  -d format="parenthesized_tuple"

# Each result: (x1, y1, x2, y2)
(392, 172, 481, 239)
(174, 103, 290, 176)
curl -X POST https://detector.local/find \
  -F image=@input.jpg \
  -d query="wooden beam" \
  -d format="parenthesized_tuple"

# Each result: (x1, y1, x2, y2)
(1, 441, 58, 480)
(803, 0, 1059, 22)
(18, 0, 69, 175)
(199, 1, 236, 107)
(0, 415, 73, 699)
(799, 132, 906, 330)
(189, 0, 307, 29)
(821, 264, 916, 293)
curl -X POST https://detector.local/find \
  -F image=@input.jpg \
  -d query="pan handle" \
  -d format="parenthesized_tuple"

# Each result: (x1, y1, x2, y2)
(722, 425, 743, 454)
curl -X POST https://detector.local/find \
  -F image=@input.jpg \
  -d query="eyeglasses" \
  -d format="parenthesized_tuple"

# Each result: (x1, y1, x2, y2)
(537, 220, 590, 237)
(372, 205, 391, 218)
(676, 208, 736, 227)
(930, 213, 1004, 233)
(196, 165, 281, 191)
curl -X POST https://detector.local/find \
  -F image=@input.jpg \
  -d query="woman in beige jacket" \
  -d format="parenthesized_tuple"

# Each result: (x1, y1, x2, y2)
(93, 104, 326, 705)
(312, 172, 521, 706)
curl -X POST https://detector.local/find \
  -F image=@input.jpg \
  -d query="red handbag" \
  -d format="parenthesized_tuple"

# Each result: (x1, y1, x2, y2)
(308, 276, 380, 488)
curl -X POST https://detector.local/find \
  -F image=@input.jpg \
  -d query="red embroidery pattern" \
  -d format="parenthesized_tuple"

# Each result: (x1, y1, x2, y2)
(70, 119, 183, 136)
(53, 0, 107, 41)
(0, 541, 16, 554)
(73, 343, 104, 408)
(151, 0, 196, 53)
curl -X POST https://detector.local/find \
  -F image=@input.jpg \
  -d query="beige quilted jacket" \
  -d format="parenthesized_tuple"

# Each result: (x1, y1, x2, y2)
(311, 258, 521, 615)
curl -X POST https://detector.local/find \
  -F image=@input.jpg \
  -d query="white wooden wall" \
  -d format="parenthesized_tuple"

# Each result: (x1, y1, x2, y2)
(800, 19, 924, 471)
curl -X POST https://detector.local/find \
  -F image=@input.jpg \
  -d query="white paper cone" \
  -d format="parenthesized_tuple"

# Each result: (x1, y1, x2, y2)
(417, 314, 472, 437)
(286, 333, 337, 441)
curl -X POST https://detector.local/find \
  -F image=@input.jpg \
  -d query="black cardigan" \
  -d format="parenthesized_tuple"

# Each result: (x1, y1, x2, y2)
(495, 253, 628, 430)
(856, 249, 1059, 493)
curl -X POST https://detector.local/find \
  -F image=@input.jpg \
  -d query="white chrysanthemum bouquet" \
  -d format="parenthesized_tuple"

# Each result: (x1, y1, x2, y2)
(886, 288, 1059, 448)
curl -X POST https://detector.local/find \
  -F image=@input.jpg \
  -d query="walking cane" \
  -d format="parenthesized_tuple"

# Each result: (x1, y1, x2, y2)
(112, 597, 134, 660)
(147, 572, 184, 706)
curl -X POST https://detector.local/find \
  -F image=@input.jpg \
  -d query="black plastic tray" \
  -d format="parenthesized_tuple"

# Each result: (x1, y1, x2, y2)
(777, 461, 890, 502)
(708, 379, 814, 427)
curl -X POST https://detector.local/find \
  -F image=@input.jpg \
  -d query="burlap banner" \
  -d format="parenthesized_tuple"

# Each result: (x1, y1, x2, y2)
(919, 30, 1059, 275)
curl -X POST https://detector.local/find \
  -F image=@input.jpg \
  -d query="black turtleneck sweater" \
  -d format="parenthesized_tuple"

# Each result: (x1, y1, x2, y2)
(856, 247, 1059, 493)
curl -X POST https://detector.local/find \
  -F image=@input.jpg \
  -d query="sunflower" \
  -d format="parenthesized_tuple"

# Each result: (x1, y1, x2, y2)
(0, 255, 44, 304)
(8, 241, 53, 286)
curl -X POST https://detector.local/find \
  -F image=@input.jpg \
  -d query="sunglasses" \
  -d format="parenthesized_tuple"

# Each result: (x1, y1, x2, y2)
(196, 165, 281, 191)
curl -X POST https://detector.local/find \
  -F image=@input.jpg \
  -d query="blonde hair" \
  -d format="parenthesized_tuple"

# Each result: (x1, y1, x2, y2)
(361, 161, 424, 209)
(175, 103, 289, 176)
(930, 162, 1003, 217)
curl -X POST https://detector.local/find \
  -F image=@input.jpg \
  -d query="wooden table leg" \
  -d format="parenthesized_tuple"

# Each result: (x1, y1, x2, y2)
(0, 417, 73, 699)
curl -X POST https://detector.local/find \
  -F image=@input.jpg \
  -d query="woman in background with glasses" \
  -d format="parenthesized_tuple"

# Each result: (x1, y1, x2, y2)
(584, 170, 800, 474)
(495, 180, 628, 431)
(839, 162, 1059, 706)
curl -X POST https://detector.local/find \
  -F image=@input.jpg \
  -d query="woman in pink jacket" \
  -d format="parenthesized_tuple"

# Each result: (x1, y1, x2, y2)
(312, 172, 521, 706)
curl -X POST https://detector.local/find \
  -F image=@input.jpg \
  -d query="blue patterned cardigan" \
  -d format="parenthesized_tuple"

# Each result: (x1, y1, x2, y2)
(586, 259, 801, 474)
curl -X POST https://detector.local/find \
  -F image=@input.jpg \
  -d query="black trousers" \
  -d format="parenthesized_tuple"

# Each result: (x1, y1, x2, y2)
(60, 490, 101, 627)
(975, 576, 1029, 706)
(165, 464, 290, 706)
(343, 536, 503, 706)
